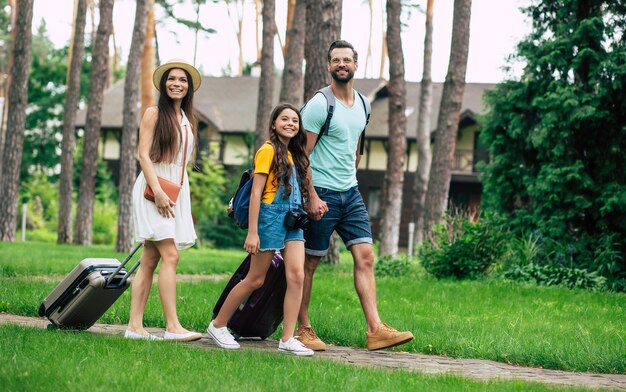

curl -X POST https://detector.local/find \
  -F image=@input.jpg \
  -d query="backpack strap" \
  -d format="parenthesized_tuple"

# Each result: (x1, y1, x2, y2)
(305, 85, 371, 155)
(313, 86, 335, 149)
(356, 91, 371, 156)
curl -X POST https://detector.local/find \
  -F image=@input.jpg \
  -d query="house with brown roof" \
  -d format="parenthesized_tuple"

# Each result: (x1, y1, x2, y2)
(76, 76, 495, 246)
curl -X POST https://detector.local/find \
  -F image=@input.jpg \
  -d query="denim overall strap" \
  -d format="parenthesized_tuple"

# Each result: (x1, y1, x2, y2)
(288, 166, 302, 209)
(271, 165, 302, 209)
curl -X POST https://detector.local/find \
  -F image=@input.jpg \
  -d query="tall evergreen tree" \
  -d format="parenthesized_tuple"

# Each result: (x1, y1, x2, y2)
(481, 0, 626, 289)
(304, 0, 341, 101)
(253, 0, 275, 151)
(411, 0, 434, 248)
(423, 0, 471, 238)
(116, 0, 149, 252)
(304, 0, 342, 264)
(0, 0, 33, 241)
(0, 0, 16, 181)
(74, 0, 114, 245)
(279, 0, 305, 106)
(58, 0, 88, 244)
(141, 0, 155, 117)
(378, 0, 406, 258)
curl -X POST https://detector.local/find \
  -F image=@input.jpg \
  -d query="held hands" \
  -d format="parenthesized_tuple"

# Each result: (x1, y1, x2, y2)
(155, 189, 176, 218)
(244, 232, 260, 255)
(307, 194, 328, 221)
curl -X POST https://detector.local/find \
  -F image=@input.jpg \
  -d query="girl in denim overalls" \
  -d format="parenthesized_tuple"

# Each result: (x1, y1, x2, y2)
(208, 103, 313, 356)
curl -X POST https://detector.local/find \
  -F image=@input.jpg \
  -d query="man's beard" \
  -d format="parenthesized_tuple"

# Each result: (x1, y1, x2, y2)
(330, 68, 354, 83)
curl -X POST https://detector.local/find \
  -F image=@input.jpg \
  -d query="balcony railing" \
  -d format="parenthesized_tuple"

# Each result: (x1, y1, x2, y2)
(453, 149, 477, 173)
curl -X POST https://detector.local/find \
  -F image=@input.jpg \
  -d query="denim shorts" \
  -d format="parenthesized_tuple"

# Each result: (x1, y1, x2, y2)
(304, 186, 373, 256)
(258, 202, 304, 252)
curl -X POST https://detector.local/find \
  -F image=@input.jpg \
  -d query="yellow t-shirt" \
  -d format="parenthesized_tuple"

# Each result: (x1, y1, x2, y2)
(254, 142, 293, 203)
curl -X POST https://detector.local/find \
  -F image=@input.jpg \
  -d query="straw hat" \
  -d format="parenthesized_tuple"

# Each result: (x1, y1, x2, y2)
(152, 59, 202, 92)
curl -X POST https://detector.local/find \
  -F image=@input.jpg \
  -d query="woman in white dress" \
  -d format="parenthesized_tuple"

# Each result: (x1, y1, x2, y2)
(124, 60, 202, 341)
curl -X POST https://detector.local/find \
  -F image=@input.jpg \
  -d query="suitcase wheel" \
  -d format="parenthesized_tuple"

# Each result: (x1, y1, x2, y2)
(46, 323, 58, 331)
(38, 303, 45, 317)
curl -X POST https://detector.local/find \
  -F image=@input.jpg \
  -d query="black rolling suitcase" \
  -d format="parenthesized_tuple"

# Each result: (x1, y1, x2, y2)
(38, 244, 143, 330)
(212, 252, 286, 339)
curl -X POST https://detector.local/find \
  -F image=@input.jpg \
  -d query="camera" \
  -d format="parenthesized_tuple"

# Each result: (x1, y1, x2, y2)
(284, 208, 310, 230)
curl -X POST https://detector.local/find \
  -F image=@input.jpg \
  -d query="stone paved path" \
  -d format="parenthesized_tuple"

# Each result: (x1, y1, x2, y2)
(1, 313, 624, 390)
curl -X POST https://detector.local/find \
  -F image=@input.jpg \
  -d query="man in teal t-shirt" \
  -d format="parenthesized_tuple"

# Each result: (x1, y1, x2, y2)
(302, 88, 365, 191)
(296, 40, 414, 352)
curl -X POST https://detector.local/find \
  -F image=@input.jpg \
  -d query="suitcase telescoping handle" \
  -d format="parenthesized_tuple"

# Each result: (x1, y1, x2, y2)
(106, 243, 143, 288)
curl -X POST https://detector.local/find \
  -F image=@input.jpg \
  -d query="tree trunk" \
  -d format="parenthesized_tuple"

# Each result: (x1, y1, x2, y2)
(304, 0, 342, 264)
(193, 1, 200, 66)
(0, 0, 17, 183)
(284, 0, 296, 53)
(364, 0, 373, 77)
(108, 26, 117, 89)
(423, 0, 471, 238)
(0, 0, 33, 242)
(379, 32, 387, 79)
(253, 0, 275, 151)
(88, 0, 96, 44)
(255, 0, 262, 62)
(320, 233, 340, 264)
(378, 0, 406, 258)
(225, 0, 245, 76)
(411, 0, 434, 248)
(116, 0, 148, 253)
(74, 0, 114, 245)
(304, 0, 341, 101)
(279, 0, 305, 106)
(58, 0, 88, 244)
(141, 0, 155, 117)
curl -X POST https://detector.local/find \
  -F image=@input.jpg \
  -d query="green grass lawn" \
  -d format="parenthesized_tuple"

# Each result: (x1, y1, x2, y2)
(0, 241, 244, 276)
(1, 241, 624, 376)
(0, 325, 595, 392)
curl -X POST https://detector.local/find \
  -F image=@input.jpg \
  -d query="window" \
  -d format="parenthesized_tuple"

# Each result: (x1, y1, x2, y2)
(368, 188, 381, 218)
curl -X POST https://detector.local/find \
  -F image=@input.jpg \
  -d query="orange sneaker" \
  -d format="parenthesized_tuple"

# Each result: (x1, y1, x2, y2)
(366, 322, 414, 351)
(295, 325, 327, 351)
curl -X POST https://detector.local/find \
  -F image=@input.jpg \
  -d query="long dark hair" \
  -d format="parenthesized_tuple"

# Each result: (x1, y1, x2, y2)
(267, 103, 310, 205)
(149, 67, 198, 164)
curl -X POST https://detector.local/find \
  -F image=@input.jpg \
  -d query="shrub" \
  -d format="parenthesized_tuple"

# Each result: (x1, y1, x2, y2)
(20, 170, 59, 229)
(504, 263, 607, 291)
(375, 254, 413, 278)
(189, 154, 247, 248)
(499, 231, 621, 291)
(18, 229, 57, 243)
(92, 201, 117, 245)
(420, 213, 505, 279)
(592, 233, 626, 292)
(500, 232, 541, 271)
(196, 213, 246, 248)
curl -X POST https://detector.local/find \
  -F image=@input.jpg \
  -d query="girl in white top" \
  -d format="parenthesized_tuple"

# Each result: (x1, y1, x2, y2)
(125, 60, 202, 342)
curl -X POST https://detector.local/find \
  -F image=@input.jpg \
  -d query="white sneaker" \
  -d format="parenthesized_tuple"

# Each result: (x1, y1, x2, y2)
(207, 321, 240, 349)
(278, 337, 314, 356)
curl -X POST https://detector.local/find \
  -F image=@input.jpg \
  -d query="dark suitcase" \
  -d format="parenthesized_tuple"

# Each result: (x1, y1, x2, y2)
(212, 252, 286, 339)
(38, 244, 142, 330)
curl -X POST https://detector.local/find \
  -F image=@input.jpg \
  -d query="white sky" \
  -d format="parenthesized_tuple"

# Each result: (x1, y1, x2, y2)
(33, 0, 531, 83)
